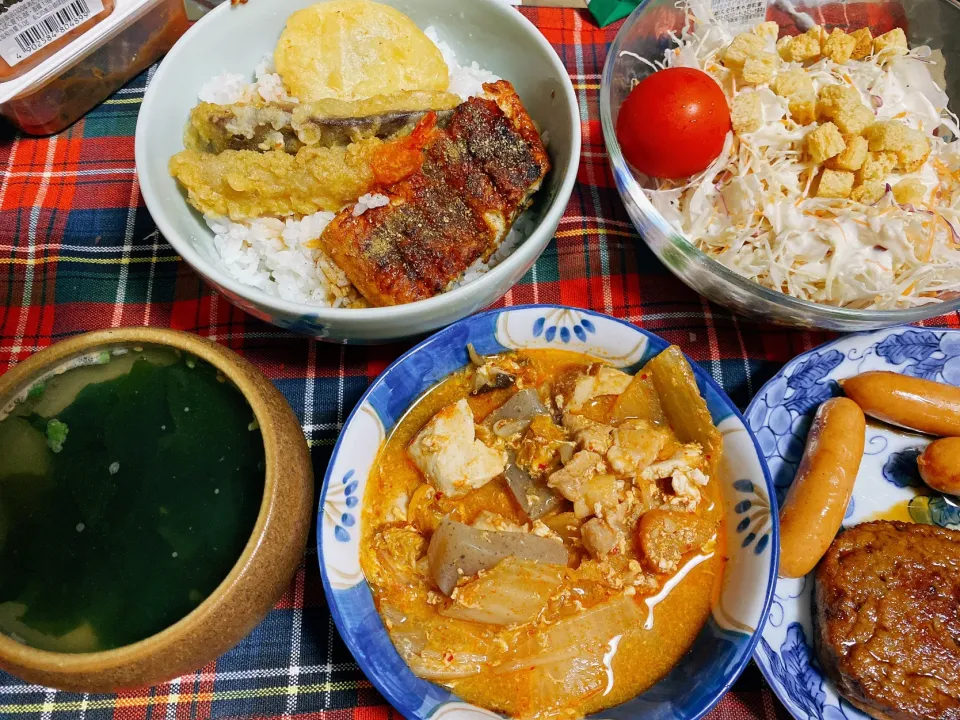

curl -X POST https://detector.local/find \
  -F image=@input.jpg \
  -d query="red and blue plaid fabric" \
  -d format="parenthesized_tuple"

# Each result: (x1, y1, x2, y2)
(0, 7, 956, 719)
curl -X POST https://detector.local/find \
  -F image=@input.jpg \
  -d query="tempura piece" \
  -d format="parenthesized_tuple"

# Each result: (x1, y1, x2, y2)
(274, 0, 449, 102)
(185, 90, 461, 154)
(318, 80, 550, 306)
(168, 139, 383, 220)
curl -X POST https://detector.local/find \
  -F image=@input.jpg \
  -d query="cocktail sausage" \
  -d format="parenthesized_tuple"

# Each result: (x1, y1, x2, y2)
(840, 371, 960, 437)
(918, 438, 960, 495)
(779, 398, 865, 579)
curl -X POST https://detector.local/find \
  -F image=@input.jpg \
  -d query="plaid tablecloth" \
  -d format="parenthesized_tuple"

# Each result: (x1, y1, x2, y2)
(0, 6, 957, 720)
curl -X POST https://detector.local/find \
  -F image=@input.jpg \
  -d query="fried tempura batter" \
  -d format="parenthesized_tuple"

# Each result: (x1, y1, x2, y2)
(168, 138, 383, 220)
(185, 90, 460, 154)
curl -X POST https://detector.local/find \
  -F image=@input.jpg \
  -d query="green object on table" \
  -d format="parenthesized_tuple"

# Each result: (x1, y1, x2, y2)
(589, 0, 640, 26)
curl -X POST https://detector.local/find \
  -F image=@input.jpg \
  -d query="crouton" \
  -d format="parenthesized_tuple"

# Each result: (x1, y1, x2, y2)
(742, 52, 780, 84)
(898, 131, 931, 172)
(776, 36, 792, 61)
(892, 178, 927, 206)
(827, 135, 868, 171)
(817, 84, 862, 120)
(850, 28, 873, 60)
(807, 122, 846, 164)
(851, 181, 886, 204)
(864, 121, 931, 171)
(773, 68, 814, 100)
(823, 28, 857, 64)
(772, 69, 815, 124)
(731, 92, 763, 134)
(816, 168, 855, 198)
(873, 27, 908, 59)
(834, 105, 875, 135)
(721, 31, 767, 69)
(857, 150, 898, 183)
(864, 120, 909, 150)
(786, 27, 823, 63)
(753, 21, 780, 43)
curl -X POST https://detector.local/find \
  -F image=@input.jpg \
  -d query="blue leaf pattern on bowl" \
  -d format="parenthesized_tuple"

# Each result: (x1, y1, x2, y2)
(532, 308, 598, 345)
(882, 448, 924, 488)
(759, 624, 851, 720)
(733, 479, 771, 555)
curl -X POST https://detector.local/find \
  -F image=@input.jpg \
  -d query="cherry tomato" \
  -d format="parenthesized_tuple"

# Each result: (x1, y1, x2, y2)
(616, 67, 731, 179)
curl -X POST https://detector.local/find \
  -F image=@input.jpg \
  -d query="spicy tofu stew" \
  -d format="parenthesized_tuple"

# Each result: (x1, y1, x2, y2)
(359, 347, 727, 719)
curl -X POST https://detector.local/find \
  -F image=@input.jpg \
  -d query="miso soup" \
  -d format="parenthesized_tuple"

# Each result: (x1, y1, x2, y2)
(0, 346, 265, 653)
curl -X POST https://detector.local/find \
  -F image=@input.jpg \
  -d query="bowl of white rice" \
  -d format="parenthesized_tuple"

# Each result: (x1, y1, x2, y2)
(135, 0, 580, 343)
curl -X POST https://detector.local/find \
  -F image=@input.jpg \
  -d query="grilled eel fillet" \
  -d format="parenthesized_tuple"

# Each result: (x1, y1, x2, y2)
(185, 91, 461, 153)
(317, 80, 550, 307)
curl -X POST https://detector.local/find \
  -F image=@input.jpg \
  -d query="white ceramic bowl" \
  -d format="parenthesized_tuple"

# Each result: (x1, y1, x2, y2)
(319, 305, 779, 720)
(136, 0, 580, 344)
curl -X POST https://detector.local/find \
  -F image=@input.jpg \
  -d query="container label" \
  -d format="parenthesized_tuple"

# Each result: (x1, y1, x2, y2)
(0, 0, 105, 66)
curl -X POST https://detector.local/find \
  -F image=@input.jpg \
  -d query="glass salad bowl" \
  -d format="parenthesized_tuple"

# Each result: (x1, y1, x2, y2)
(600, 0, 960, 330)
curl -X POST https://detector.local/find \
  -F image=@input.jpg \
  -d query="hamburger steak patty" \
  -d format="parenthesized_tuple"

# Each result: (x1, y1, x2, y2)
(814, 521, 960, 720)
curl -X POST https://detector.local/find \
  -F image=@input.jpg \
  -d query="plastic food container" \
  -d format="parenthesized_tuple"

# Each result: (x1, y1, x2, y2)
(0, 0, 195, 135)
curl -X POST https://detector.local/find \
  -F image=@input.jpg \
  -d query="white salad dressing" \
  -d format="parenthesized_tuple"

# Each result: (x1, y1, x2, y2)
(640, 7, 960, 309)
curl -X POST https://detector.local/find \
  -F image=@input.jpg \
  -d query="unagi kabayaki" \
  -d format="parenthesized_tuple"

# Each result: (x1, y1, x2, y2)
(315, 80, 550, 307)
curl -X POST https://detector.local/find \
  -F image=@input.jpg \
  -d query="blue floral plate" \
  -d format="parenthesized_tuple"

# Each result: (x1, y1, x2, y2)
(749, 325, 960, 720)
(319, 305, 778, 720)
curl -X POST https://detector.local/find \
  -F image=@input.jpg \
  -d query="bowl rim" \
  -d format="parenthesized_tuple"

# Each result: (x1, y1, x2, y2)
(135, 0, 582, 327)
(0, 328, 310, 681)
(317, 303, 780, 720)
(598, 2, 960, 325)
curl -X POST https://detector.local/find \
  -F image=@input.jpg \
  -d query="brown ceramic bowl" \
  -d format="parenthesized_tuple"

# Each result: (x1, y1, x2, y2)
(0, 328, 314, 692)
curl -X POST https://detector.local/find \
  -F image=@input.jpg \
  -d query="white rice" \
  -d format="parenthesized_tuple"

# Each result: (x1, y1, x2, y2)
(206, 212, 360, 307)
(201, 30, 522, 308)
(423, 26, 501, 100)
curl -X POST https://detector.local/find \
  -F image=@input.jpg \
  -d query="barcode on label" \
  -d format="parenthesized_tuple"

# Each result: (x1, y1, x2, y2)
(13, 0, 89, 54)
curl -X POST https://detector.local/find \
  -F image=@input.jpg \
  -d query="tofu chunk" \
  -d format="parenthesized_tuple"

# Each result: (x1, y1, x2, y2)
(547, 450, 603, 502)
(816, 169, 855, 199)
(408, 399, 506, 498)
(827, 135, 868, 171)
(731, 92, 763, 135)
(823, 28, 856, 64)
(807, 122, 846, 164)
(573, 473, 621, 519)
(560, 366, 633, 412)
(581, 518, 621, 559)
(606, 419, 669, 476)
(563, 412, 614, 454)
(639, 444, 709, 512)
(849, 28, 873, 60)
(873, 27, 908, 59)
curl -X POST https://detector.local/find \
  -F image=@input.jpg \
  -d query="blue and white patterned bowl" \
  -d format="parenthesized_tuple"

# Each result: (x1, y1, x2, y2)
(318, 304, 778, 720)
(749, 325, 960, 720)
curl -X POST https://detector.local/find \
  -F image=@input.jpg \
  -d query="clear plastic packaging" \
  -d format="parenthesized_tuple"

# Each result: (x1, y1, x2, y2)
(0, 0, 191, 135)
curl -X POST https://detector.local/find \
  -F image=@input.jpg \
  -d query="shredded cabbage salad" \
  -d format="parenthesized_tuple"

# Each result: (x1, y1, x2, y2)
(639, 2, 960, 309)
